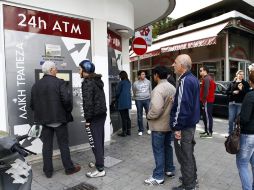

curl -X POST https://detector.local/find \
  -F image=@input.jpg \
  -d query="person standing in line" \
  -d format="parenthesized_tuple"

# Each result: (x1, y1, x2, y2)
(249, 63, 254, 74)
(132, 70, 152, 136)
(30, 61, 81, 178)
(237, 72, 254, 190)
(116, 71, 132, 137)
(199, 66, 216, 138)
(170, 54, 200, 190)
(226, 70, 249, 136)
(144, 66, 176, 186)
(79, 60, 107, 178)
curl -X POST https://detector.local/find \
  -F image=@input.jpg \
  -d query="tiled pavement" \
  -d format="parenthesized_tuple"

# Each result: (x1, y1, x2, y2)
(31, 113, 242, 190)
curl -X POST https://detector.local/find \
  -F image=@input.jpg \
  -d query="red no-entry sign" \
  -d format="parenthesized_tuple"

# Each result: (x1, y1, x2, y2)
(132, 37, 147, 56)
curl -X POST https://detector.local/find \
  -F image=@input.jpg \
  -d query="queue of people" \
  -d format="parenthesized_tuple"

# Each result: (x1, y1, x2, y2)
(29, 54, 254, 190)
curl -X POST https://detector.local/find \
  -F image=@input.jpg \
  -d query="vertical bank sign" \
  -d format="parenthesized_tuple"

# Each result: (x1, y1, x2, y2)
(3, 5, 92, 150)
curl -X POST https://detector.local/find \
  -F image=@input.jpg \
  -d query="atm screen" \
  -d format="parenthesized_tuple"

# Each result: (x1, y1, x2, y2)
(35, 69, 72, 82)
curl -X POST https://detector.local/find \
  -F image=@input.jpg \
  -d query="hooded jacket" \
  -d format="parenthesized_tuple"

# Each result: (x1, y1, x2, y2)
(81, 73, 107, 122)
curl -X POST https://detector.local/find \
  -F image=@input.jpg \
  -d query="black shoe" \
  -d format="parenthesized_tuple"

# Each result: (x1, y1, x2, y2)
(172, 185, 196, 190)
(127, 131, 131, 135)
(118, 133, 127, 137)
(199, 131, 207, 135)
(65, 165, 81, 175)
(179, 177, 199, 187)
(200, 133, 213, 138)
(45, 172, 52, 178)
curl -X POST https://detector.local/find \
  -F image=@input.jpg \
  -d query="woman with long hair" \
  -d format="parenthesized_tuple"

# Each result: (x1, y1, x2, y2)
(116, 71, 132, 137)
(226, 70, 249, 136)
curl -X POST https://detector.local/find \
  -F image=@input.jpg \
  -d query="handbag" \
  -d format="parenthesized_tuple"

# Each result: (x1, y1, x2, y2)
(224, 118, 241, 154)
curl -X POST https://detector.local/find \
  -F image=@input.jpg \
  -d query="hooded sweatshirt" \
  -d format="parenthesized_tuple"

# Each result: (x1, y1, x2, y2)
(132, 78, 152, 100)
(81, 73, 107, 122)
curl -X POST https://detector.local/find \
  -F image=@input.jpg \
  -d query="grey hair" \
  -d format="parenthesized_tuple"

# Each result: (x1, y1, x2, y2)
(179, 54, 192, 70)
(249, 63, 254, 72)
(42, 61, 56, 74)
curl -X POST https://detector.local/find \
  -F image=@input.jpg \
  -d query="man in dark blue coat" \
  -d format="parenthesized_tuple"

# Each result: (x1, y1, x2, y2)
(30, 61, 80, 178)
(170, 54, 200, 190)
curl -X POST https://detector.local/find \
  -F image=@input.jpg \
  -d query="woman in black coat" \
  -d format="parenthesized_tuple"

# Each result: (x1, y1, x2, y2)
(116, 71, 132, 137)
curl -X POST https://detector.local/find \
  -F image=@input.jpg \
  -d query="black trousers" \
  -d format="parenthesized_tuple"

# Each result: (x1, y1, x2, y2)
(174, 127, 197, 189)
(41, 124, 74, 174)
(119, 109, 131, 134)
(202, 102, 213, 134)
(86, 114, 106, 171)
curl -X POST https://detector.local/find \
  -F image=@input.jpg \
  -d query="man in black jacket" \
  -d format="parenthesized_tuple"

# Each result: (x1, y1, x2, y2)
(30, 61, 80, 178)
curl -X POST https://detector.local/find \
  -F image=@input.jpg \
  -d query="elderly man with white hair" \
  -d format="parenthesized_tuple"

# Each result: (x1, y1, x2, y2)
(170, 54, 200, 190)
(30, 61, 80, 178)
(249, 63, 254, 73)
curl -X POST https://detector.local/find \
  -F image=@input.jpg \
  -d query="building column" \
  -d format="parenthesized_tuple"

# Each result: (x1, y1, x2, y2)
(0, 4, 9, 132)
(121, 36, 131, 78)
(225, 32, 230, 81)
(92, 18, 111, 142)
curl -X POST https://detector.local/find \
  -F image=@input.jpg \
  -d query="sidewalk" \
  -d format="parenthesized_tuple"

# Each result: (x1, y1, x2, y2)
(31, 112, 241, 190)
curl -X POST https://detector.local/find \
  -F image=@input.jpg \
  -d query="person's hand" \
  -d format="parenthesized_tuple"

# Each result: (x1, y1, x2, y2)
(175, 131, 181, 140)
(233, 90, 239, 94)
(238, 83, 243, 91)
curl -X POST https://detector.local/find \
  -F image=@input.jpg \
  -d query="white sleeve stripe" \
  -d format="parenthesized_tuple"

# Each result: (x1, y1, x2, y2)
(173, 77, 185, 127)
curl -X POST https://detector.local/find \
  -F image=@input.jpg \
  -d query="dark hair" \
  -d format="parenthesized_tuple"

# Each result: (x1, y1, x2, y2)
(249, 72, 254, 83)
(152, 66, 169, 79)
(119, 71, 129, 80)
(200, 65, 209, 73)
(137, 70, 146, 76)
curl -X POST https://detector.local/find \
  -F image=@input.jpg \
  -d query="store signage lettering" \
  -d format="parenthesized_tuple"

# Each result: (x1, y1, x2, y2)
(3, 5, 91, 40)
(18, 14, 81, 34)
(16, 42, 27, 119)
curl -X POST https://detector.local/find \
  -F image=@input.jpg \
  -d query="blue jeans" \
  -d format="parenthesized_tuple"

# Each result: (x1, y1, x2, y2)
(228, 102, 242, 134)
(135, 99, 150, 132)
(236, 134, 254, 190)
(152, 131, 175, 180)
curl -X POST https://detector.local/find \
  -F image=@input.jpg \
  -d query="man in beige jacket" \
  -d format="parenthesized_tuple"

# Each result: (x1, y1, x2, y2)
(144, 66, 176, 186)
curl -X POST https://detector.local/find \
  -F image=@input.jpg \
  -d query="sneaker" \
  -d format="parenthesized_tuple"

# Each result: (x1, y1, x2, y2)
(165, 171, 175, 178)
(172, 184, 196, 190)
(200, 133, 213, 138)
(86, 170, 106, 178)
(147, 130, 151, 135)
(199, 131, 207, 135)
(138, 132, 143, 136)
(65, 165, 81, 175)
(144, 176, 164, 185)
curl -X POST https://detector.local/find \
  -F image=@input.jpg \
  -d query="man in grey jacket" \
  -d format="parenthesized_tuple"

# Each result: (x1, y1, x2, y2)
(133, 70, 152, 136)
(144, 66, 176, 185)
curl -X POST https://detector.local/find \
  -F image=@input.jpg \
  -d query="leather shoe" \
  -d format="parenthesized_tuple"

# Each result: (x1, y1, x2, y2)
(45, 172, 52, 178)
(118, 133, 127, 137)
(65, 165, 81, 175)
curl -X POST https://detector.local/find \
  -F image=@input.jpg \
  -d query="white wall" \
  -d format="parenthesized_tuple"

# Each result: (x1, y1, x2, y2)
(0, 4, 8, 132)
(92, 19, 111, 142)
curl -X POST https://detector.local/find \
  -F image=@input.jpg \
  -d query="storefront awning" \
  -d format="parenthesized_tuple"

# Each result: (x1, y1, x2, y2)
(130, 22, 228, 62)
(161, 22, 228, 53)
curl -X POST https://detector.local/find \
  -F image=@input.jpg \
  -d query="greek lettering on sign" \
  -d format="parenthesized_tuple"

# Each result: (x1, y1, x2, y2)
(16, 43, 27, 119)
